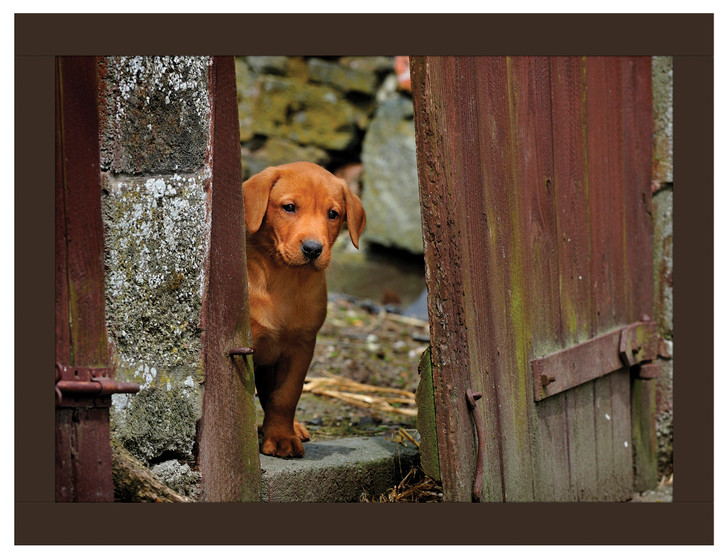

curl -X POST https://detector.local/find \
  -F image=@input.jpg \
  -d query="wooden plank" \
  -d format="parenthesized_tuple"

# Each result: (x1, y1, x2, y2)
(619, 56, 657, 491)
(470, 56, 535, 501)
(197, 56, 260, 502)
(584, 57, 634, 500)
(415, 347, 440, 482)
(411, 56, 497, 502)
(584, 57, 624, 500)
(549, 56, 599, 501)
(505, 56, 572, 502)
(55, 56, 115, 502)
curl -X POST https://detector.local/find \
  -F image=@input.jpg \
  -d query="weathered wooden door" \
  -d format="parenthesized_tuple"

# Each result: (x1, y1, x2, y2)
(412, 56, 655, 502)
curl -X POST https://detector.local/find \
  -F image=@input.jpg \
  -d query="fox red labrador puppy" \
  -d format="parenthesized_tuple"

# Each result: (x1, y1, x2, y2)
(243, 162, 366, 458)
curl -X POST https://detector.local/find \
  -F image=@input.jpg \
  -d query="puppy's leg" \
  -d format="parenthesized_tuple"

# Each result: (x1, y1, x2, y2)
(255, 364, 308, 441)
(258, 341, 315, 458)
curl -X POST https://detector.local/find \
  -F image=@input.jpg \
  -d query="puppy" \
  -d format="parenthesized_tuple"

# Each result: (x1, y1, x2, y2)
(243, 161, 366, 458)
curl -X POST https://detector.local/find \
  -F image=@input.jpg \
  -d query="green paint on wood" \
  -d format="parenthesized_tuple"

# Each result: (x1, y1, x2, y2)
(416, 346, 440, 482)
(632, 378, 658, 492)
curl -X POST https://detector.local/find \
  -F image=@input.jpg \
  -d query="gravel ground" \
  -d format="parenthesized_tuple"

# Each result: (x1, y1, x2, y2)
(256, 293, 427, 442)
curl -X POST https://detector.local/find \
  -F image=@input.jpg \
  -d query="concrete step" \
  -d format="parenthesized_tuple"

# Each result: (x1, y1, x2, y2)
(259, 436, 419, 502)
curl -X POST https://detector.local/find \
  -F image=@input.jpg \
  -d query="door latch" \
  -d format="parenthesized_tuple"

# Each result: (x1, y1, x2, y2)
(56, 362, 139, 408)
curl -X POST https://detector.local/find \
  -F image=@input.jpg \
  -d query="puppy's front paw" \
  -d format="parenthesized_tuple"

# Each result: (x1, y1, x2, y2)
(261, 434, 305, 458)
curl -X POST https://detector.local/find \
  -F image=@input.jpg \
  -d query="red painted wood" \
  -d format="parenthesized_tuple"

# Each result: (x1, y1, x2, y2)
(411, 56, 489, 501)
(619, 56, 657, 491)
(509, 56, 573, 501)
(412, 56, 653, 501)
(197, 56, 260, 502)
(55, 56, 114, 502)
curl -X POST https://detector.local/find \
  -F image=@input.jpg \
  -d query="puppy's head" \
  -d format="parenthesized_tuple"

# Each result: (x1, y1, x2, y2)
(243, 161, 366, 271)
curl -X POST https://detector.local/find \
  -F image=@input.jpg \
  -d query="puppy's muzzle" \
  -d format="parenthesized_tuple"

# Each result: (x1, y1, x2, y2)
(301, 239, 323, 261)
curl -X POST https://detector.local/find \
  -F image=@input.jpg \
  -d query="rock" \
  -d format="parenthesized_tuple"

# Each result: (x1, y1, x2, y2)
(237, 57, 361, 151)
(151, 459, 201, 498)
(404, 288, 428, 321)
(307, 57, 379, 95)
(242, 137, 330, 179)
(251, 75, 358, 150)
(334, 162, 364, 197)
(245, 55, 290, 75)
(259, 437, 420, 502)
(235, 57, 257, 143)
(99, 57, 210, 473)
(110, 384, 200, 465)
(339, 56, 394, 75)
(361, 95, 423, 254)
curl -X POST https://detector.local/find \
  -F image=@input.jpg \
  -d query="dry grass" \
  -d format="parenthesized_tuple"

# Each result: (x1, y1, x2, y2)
(361, 466, 443, 503)
(303, 371, 417, 417)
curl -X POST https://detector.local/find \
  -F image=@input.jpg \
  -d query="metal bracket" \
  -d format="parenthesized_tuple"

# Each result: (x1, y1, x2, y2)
(619, 318, 657, 368)
(55, 363, 140, 408)
(531, 319, 658, 401)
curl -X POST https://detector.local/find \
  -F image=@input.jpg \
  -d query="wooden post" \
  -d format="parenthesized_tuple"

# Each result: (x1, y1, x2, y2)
(55, 56, 115, 502)
(197, 56, 261, 502)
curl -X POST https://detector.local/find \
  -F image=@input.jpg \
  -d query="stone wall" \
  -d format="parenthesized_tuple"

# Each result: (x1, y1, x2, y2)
(99, 57, 211, 491)
(651, 56, 674, 477)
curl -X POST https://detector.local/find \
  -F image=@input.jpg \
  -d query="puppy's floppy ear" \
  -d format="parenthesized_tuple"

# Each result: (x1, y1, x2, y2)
(243, 167, 280, 234)
(341, 181, 366, 249)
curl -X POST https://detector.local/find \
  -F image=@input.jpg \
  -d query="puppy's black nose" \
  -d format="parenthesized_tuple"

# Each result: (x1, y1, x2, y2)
(301, 240, 323, 260)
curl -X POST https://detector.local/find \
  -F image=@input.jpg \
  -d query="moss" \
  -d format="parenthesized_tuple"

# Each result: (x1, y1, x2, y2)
(415, 346, 440, 482)
(102, 172, 207, 373)
(111, 383, 201, 464)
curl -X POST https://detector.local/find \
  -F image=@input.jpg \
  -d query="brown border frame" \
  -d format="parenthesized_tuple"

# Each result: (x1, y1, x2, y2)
(15, 13, 713, 545)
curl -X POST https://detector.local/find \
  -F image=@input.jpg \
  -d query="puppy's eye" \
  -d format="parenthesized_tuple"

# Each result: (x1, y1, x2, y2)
(282, 204, 296, 213)
(328, 209, 339, 220)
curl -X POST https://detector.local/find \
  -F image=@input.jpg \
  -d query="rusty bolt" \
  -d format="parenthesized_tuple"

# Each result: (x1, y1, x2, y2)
(229, 347, 254, 357)
(540, 374, 556, 387)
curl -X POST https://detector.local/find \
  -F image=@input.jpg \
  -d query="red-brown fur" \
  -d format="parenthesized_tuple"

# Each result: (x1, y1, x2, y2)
(243, 162, 366, 457)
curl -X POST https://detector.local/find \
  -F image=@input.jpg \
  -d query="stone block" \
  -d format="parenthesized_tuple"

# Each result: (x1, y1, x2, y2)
(98, 56, 210, 174)
(259, 437, 419, 502)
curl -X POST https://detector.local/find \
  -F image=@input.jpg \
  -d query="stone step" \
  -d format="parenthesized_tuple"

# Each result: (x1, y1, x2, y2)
(259, 436, 419, 502)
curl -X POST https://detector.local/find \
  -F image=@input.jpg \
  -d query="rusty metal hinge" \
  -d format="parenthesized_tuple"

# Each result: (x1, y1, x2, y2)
(55, 362, 140, 408)
(531, 317, 659, 401)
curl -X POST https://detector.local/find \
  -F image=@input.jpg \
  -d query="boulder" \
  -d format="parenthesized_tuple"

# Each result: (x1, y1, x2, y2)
(361, 95, 423, 254)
